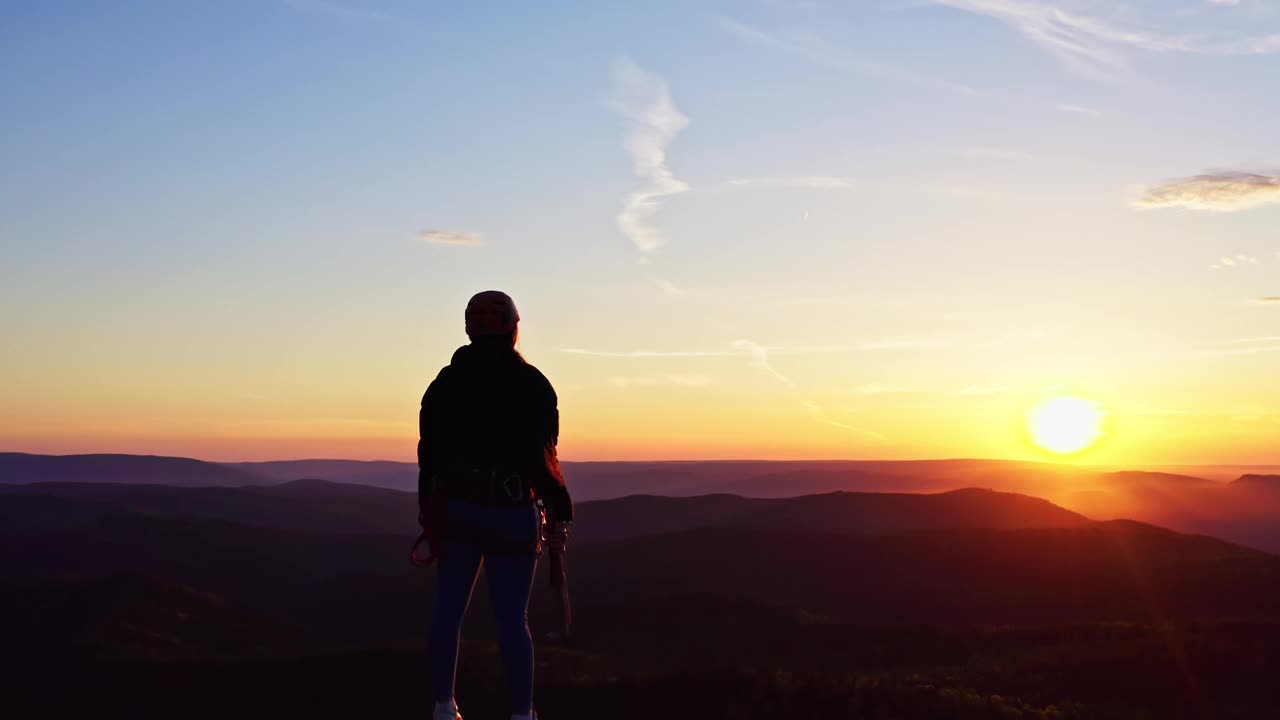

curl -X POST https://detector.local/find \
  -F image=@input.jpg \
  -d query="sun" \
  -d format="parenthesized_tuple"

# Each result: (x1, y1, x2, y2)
(1026, 396, 1106, 454)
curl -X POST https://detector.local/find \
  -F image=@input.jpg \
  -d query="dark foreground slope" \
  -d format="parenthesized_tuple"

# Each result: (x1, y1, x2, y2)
(575, 522, 1280, 626)
(3, 511, 1279, 653)
(3, 485, 1280, 719)
(11, 622, 1280, 720)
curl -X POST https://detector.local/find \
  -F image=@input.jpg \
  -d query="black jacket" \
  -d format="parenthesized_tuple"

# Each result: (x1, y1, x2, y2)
(418, 341, 572, 520)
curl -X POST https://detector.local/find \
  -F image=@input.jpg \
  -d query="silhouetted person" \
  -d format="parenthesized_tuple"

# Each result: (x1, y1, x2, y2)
(418, 290, 573, 720)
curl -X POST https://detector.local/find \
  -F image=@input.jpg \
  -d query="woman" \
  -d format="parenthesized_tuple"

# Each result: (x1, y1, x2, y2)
(417, 290, 573, 720)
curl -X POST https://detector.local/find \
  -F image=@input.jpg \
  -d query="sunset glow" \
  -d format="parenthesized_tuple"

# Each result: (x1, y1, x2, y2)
(1, 2, 1278, 466)
(1027, 397, 1106, 455)
(7, 6, 1280, 720)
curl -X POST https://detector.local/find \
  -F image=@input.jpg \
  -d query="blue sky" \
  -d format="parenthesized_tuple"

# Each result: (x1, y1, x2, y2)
(2, 0, 1278, 462)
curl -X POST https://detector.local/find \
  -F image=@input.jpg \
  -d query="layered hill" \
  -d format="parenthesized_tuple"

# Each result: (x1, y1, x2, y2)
(570, 488, 1087, 543)
(0, 481, 1085, 543)
(5, 453, 1278, 552)
(1070, 471, 1280, 554)
(220, 458, 1099, 498)
(0, 479, 419, 535)
(0, 453, 267, 487)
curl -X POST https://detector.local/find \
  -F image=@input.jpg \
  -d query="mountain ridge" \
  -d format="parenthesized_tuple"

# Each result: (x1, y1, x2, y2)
(0, 452, 268, 487)
(0, 482, 1088, 542)
(5, 452, 1278, 552)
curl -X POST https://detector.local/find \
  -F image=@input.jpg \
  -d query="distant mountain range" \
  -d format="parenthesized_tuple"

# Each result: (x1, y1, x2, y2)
(9, 451, 1280, 495)
(5, 461, 1280, 719)
(0, 479, 421, 536)
(0, 452, 265, 487)
(0, 480, 1087, 544)
(226, 458, 418, 490)
(569, 488, 1087, 543)
(3, 452, 1279, 552)
(1072, 470, 1280, 556)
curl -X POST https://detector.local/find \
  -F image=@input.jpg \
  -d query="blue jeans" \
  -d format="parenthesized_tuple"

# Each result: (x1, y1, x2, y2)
(430, 499, 541, 714)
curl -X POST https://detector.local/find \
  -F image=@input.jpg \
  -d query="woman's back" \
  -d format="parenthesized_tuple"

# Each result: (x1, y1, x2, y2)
(423, 340, 558, 482)
(418, 291, 571, 720)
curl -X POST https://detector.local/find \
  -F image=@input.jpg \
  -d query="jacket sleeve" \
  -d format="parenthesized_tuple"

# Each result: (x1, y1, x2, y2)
(417, 369, 449, 517)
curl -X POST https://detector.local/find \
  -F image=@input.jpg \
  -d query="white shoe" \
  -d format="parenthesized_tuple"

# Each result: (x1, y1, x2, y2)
(433, 699, 462, 720)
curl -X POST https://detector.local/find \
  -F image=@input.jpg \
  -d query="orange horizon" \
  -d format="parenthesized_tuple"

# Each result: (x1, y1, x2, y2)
(5, 436, 1279, 468)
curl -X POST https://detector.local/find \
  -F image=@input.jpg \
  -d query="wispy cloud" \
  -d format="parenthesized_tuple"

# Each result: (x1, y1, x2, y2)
(950, 145, 1063, 162)
(717, 16, 974, 94)
(1228, 409, 1280, 425)
(748, 340, 941, 353)
(847, 338, 944, 351)
(733, 340, 889, 441)
(930, 0, 1174, 73)
(609, 59, 689, 255)
(1056, 103, 1104, 117)
(283, 0, 419, 33)
(220, 416, 413, 431)
(770, 295, 883, 308)
(1211, 254, 1260, 269)
(762, 0, 824, 8)
(1214, 336, 1280, 356)
(654, 279, 683, 296)
(1134, 172, 1280, 211)
(1249, 297, 1280, 305)
(612, 375, 710, 389)
(562, 339, 927, 441)
(850, 384, 915, 395)
(727, 175, 854, 189)
(560, 348, 738, 358)
(1215, 342, 1280, 354)
(733, 340, 800, 392)
(1208, 0, 1240, 7)
(932, 0, 1280, 73)
(561, 340, 939, 358)
(925, 185, 1014, 201)
(955, 385, 1013, 395)
(419, 230, 483, 247)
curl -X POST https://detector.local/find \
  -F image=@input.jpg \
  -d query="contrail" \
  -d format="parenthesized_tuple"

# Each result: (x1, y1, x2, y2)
(733, 340, 890, 443)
